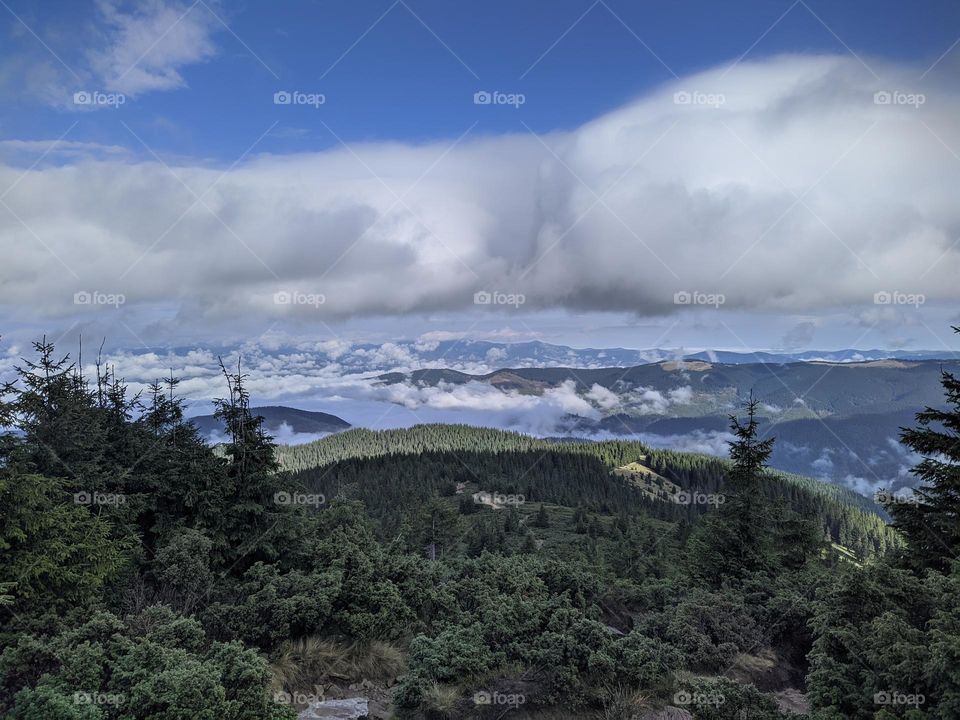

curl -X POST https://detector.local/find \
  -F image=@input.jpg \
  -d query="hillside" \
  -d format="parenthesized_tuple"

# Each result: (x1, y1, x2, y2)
(379, 359, 960, 418)
(277, 424, 898, 561)
(188, 405, 351, 437)
(375, 361, 960, 491)
(4, 338, 959, 720)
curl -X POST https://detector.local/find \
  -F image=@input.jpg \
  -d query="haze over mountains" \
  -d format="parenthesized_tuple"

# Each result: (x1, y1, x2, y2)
(152, 338, 956, 376)
(376, 354, 960, 495)
(157, 338, 959, 498)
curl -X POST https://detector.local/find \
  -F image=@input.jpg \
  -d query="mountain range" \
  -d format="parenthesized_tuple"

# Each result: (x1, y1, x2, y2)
(188, 406, 350, 439)
(164, 339, 958, 375)
(166, 341, 960, 496)
(376, 358, 960, 493)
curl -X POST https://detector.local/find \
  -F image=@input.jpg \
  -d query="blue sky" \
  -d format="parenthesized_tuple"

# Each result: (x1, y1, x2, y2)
(4, 0, 958, 157)
(1, 0, 960, 357)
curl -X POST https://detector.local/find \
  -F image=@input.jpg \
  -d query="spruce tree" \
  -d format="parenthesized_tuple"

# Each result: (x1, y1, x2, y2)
(210, 357, 299, 569)
(13, 338, 107, 488)
(889, 335, 960, 571)
(688, 394, 776, 585)
(532, 504, 550, 528)
(412, 495, 461, 559)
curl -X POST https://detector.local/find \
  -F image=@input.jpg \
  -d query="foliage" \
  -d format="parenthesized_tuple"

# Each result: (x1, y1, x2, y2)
(887, 330, 960, 571)
(0, 336, 955, 719)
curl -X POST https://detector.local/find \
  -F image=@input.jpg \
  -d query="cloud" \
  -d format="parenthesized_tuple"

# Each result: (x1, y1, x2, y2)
(781, 321, 816, 350)
(485, 347, 508, 364)
(2, 54, 959, 334)
(88, 0, 220, 96)
(623, 385, 693, 414)
(839, 474, 887, 497)
(812, 448, 834, 475)
(204, 420, 333, 446)
(5, 0, 222, 106)
(0, 139, 131, 162)
(635, 430, 735, 456)
(586, 383, 620, 410)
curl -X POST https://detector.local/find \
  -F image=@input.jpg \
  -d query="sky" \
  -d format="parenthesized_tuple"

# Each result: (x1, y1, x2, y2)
(2, 0, 960, 359)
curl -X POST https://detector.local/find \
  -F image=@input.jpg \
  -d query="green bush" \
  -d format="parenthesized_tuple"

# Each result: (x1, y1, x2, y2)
(2, 607, 294, 720)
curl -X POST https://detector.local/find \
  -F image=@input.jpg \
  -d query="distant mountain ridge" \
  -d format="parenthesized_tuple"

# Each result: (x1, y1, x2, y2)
(157, 340, 957, 375)
(378, 358, 960, 417)
(188, 406, 350, 437)
(683, 348, 956, 364)
(376, 359, 960, 492)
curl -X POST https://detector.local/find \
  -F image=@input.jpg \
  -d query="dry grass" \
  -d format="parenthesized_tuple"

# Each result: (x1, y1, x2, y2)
(601, 686, 649, 720)
(422, 682, 460, 719)
(270, 636, 405, 693)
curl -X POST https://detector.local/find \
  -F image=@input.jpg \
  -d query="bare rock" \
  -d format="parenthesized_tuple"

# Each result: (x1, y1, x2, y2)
(638, 707, 693, 720)
(773, 688, 810, 715)
(300, 697, 369, 720)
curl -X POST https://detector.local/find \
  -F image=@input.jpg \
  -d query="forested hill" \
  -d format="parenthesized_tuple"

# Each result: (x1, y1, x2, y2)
(189, 405, 350, 436)
(5, 338, 960, 718)
(277, 424, 898, 561)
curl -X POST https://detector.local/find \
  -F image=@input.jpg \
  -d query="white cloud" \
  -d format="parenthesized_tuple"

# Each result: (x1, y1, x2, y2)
(2, 54, 959, 333)
(89, 0, 220, 96)
(0, 139, 131, 161)
(485, 347, 507, 364)
(840, 474, 886, 497)
(812, 448, 834, 475)
(637, 430, 735, 456)
(586, 383, 620, 410)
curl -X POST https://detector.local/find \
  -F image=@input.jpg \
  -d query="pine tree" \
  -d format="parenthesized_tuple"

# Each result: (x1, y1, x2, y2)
(413, 495, 461, 559)
(532, 504, 550, 528)
(687, 394, 776, 585)
(521, 531, 539, 553)
(209, 357, 297, 569)
(504, 506, 520, 533)
(13, 338, 107, 488)
(572, 506, 588, 534)
(889, 336, 960, 571)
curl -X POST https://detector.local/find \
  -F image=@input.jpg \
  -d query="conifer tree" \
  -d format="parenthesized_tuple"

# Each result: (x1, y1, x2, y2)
(13, 338, 106, 487)
(889, 332, 960, 571)
(687, 394, 776, 585)
(532, 504, 550, 528)
(209, 357, 295, 569)
(412, 495, 461, 560)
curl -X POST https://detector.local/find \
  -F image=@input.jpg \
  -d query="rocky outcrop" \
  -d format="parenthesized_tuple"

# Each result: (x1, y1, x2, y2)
(299, 697, 369, 720)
